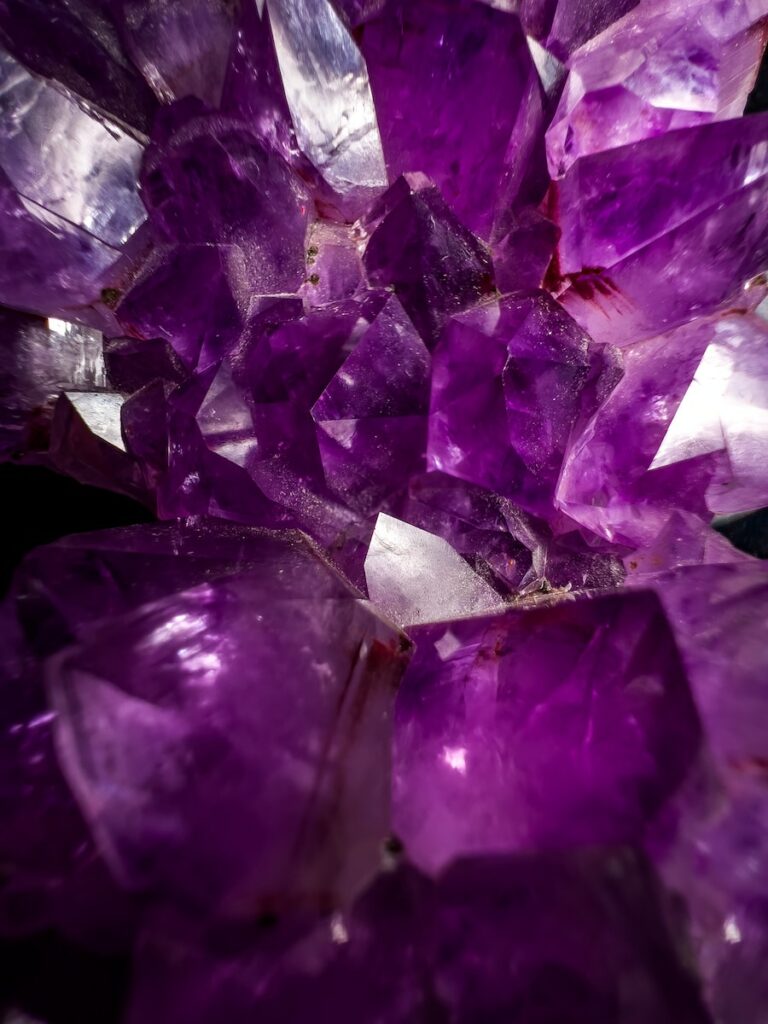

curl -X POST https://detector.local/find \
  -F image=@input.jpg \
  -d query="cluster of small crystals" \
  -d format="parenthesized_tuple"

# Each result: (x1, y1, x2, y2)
(2, 0, 768, 1021)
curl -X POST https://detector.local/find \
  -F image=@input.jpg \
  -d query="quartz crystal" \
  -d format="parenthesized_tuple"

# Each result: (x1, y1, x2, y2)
(557, 311, 768, 547)
(0, 0, 158, 133)
(364, 512, 503, 626)
(46, 530, 410, 915)
(638, 563, 768, 1024)
(547, 0, 768, 176)
(393, 588, 701, 873)
(2, 1, 768, 1021)
(0, 311, 105, 457)
(125, 850, 710, 1023)
(361, 174, 496, 347)
(0, 50, 145, 323)
(353, 0, 543, 237)
(554, 113, 768, 344)
(428, 290, 621, 519)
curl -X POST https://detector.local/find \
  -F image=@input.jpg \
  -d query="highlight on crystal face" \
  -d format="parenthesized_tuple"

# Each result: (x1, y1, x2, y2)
(1, 0, 767, 1021)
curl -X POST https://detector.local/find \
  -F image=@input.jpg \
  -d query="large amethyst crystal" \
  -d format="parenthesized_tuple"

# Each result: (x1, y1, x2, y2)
(1, 1, 768, 1021)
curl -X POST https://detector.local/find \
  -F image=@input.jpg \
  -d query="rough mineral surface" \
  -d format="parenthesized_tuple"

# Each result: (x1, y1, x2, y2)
(1, 0, 768, 1021)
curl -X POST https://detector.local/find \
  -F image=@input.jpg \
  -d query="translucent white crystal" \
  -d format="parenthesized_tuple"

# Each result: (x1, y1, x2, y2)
(0, 50, 145, 247)
(365, 513, 503, 626)
(267, 0, 386, 197)
(66, 392, 127, 451)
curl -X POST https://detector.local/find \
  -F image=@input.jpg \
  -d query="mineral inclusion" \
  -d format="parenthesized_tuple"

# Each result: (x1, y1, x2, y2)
(1, 1, 768, 1021)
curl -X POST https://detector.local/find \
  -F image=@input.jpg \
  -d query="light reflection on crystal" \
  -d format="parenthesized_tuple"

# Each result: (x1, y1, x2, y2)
(0, 50, 145, 247)
(267, 0, 386, 201)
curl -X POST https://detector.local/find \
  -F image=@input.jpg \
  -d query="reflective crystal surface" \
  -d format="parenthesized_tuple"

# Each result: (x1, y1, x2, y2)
(547, 1, 768, 176)
(393, 589, 701, 873)
(46, 530, 411, 916)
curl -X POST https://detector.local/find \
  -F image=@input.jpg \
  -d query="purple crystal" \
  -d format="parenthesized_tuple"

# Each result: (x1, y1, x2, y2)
(557, 311, 768, 547)
(637, 562, 768, 1023)
(396, 470, 624, 595)
(0, 0, 158, 133)
(0, 606, 135, 946)
(0, 0, 767, 1018)
(492, 207, 560, 294)
(223, 0, 291, 143)
(47, 530, 410, 915)
(532, 0, 641, 60)
(118, 0, 236, 107)
(126, 850, 709, 1023)
(547, 1, 768, 176)
(361, 174, 496, 347)
(312, 296, 431, 512)
(103, 335, 185, 394)
(190, 293, 376, 538)
(354, 1, 541, 237)
(116, 245, 244, 370)
(0, 49, 145, 323)
(140, 107, 311, 294)
(393, 588, 701, 873)
(553, 114, 768, 344)
(428, 290, 621, 520)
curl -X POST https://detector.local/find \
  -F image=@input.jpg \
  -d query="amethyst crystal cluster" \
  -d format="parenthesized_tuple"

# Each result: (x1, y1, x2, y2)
(2, 0, 768, 1021)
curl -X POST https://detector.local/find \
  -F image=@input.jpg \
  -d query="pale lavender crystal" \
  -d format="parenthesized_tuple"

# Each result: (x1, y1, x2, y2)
(312, 295, 431, 512)
(353, 0, 542, 237)
(0, 51, 145, 247)
(553, 114, 768, 344)
(364, 512, 503, 626)
(557, 311, 768, 548)
(47, 530, 411, 917)
(547, 0, 768, 176)
(428, 290, 621, 520)
(624, 511, 753, 580)
(393, 589, 701, 873)
(44, 392, 149, 504)
(267, 0, 387, 212)
(299, 220, 364, 306)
